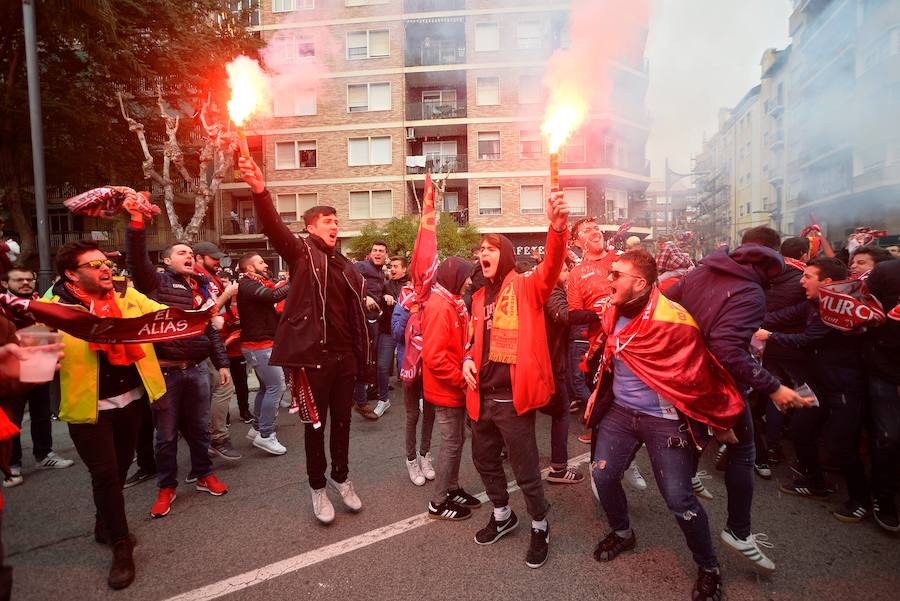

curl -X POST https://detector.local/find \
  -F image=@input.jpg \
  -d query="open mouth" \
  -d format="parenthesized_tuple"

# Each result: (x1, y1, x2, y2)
(481, 260, 492, 270)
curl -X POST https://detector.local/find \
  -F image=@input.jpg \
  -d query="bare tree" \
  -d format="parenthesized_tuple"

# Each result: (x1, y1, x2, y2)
(407, 159, 454, 215)
(118, 89, 235, 242)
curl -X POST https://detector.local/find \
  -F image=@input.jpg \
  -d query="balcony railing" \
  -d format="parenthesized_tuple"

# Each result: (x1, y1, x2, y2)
(408, 44, 466, 67)
(407, 100, 466, 121)
(406, 154, 467, 175)
(446, 208, 468, 227)
(405, 0, 465, 11)
(49, 226, 218, 252)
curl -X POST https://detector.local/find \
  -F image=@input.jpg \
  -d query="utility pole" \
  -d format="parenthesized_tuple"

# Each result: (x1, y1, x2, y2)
(23, 0, 52, 292)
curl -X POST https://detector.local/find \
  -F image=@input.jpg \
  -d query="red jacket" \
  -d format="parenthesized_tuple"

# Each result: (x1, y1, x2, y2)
(465, 226, 569, 420)
(422, 293, 467, 407)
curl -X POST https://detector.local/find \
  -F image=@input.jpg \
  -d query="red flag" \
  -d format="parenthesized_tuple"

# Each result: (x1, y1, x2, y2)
(400, 174, 439, 382)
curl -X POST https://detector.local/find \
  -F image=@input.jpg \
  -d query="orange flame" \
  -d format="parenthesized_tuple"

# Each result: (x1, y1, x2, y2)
(542, 100, 588, 154)
(226, 56, 269, 127)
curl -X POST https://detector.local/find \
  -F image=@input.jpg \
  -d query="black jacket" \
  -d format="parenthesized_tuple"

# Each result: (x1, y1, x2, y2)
(666, 245, 783, 396)
(545, 286, 599, 381)
(764, 300, 865, 395)
(380, 275, 408, 334)
(237, 276, 291, 343)
(864, 259, 900, 383)
(355, 259, 386, 319)
(250, 190, 371, 373)
(763, 264, 807, 363)
(126, 225, 228, 368)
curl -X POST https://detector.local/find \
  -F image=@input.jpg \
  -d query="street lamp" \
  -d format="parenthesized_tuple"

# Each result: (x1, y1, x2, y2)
(664, 157, 709, 236)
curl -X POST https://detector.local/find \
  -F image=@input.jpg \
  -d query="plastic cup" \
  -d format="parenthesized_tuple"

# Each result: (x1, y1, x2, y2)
(17, 328, 63, 384)
(795, 383, 819, 408)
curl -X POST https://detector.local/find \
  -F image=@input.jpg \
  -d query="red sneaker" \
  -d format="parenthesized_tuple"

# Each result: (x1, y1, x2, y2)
(196, 474, 228, 496)
(578, 431, 592, 445)
(150, 487, 177, 518)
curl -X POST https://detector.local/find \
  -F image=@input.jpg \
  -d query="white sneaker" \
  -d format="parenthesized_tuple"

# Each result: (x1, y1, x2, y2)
(720, 528, 776, 573)
(279, 391, 291, 409)
(406, 458, 426, 486)
(373, 400, 391, 417)
(246, 427, 258, 441)
(419, 451, 436, 480)
(624, 461, 647, 491)
(327, 477, 362, 512)
(310, 487, 335, 524)
(2, 475, 23, 488)
(37, 451, 74, 469)
(692, 470, 714, 500)
(253, 433, 287, 455)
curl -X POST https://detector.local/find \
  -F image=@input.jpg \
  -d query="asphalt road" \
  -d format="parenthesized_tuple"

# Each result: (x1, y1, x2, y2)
(6, 383, 899, 601)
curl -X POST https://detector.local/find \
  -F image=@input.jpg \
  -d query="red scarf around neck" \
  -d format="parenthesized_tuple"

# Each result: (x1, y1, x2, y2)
(242, 271, 276, 288)
(64, 283, 146, 365)
(431, 282, 469, 347)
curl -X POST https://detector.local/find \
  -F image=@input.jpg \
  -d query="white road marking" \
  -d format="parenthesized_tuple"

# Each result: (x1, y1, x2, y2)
(163, 452, 591, 601)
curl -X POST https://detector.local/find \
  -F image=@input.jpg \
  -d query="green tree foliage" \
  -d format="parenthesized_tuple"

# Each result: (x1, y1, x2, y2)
(345, 214, 480, 261)
(0, 1, 259, 258)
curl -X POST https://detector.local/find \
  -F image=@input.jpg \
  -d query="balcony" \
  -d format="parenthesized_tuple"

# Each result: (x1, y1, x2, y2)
(765, 97, 784, 116)
(408, 43, 465, 67)
(768, 129, 784, 150)
(405, 0, 465, 11)
(49, 225, 218, 253)
(406, 154, 467, 175)
(446, 208, 469, 227)
(406, 100, 466, 121)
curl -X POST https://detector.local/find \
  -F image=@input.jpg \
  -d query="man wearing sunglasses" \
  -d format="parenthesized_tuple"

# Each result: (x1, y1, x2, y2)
(126, 206, 231, 520)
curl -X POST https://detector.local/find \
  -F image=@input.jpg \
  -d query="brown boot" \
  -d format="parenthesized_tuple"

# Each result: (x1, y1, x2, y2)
(107, 537, 135, 590)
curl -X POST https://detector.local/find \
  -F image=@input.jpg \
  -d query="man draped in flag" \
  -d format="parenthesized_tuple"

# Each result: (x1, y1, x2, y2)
(586, 250, 740, 601)
(397, 174, 439, 486)
(239, 156, 372, 525)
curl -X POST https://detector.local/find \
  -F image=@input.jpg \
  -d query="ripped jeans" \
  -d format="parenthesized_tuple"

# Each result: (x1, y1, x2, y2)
(592, 403, 718, 570)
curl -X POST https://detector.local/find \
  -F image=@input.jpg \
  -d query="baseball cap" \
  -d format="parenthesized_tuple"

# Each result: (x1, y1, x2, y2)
(193, 241, 226, 259)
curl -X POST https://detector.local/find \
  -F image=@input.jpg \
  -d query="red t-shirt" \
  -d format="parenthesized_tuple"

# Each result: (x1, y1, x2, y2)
(567, 251, 619, 311)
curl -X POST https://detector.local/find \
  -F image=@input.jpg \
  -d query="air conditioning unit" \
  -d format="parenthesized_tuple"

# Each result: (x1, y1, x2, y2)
(406, 127, 415, 140)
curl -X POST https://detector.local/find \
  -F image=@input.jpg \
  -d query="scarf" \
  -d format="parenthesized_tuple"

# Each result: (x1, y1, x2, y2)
(784, 257, 807, 272)
(432, 282, 469, 347)
(585, 288, 744, 432)
(242, 271, 276, 289)
(64, 283, 146, 365)
(64, 186, 160, 221)
(286, 368, 321, 429)
(489, 278, 519, 364)
(818, 278, 886, 333)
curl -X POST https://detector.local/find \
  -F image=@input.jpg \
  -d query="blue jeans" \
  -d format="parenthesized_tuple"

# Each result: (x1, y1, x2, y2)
(376, 332, 396, 402)
(592, 403, 718, 570)
(712, 401, 755, 539)
(550, 378, 570, 469)
(869, 374, 900, 500)
(242, 347, 285, 438)
(152, 364, 213, 489)
(569, 341, 591, 403)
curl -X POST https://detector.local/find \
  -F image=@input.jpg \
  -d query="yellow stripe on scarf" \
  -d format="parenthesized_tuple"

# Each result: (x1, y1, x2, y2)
(489, 284, 519, 364)
(652, 295, 698, 328)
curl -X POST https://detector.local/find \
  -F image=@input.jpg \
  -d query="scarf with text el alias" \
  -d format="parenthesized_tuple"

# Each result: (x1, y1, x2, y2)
(587, 288, 744, 432)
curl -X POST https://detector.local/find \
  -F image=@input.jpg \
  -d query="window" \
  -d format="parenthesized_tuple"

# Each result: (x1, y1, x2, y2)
(443, 191, 459, 213)
(273, 0, 313, 12)
(275, 33, 314, 62)
(347, 82, 391, 112)
(564, 187, 586, 216)
(562, 135, 585, 163)
(519, 75, 542, 104)
(273, 88, 316, 117)
(477, 131, 500, 160)
(520, 185, 544, 214)
(478, 186, 501, 215)
(475, 23, 499, 52)
(517, 22, 541, 49)
(275, 140, 317, 169)
(349, 190, 392, 219)
(348, 136, 391, 166)
(347, 29, 390, 60)
(519, 130, 542, 159)
(275, 193, 317, 222)
(476, 76, 500, 105)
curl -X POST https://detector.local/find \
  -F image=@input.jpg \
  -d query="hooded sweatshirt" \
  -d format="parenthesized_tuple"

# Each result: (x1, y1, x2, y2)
(478, 235, 517, 399)
(665, 245, 784, 396)
(864, 259, 900, 383)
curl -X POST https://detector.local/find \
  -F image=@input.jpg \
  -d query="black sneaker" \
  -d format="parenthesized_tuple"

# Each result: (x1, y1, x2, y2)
(766, 447, 784, 466)
(525, 524, 550, 569)
(779, 477, 832, 500)
(568, 400, 582, 414)
(692, 566, 723, 601)
(873, 497, 900, 532)
(714, 445, 728, 471)
(184, 471, 198, 484)
(448, 488, 482, 508)
(592, 530, 636, 562)
(547, 466, 585, 484)
(754, 463, 772, 480)
(474, 511, 519, 545)
(428, 499, 471, 521)
(832, 500, 869, 523)
(122, 468, 155, 489)
(240, 410, 254, 424)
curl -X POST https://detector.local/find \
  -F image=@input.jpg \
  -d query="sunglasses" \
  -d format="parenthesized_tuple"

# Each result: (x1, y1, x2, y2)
(609, 269, 645, 282)
(78, 259, 116, 270)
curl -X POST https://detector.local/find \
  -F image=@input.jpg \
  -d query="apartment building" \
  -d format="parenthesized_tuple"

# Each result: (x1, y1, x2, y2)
(217, 0, 651, 263)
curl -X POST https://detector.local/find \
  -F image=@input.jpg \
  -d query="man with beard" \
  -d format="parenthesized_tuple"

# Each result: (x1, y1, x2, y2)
(193, 242, 242, 461)
(588, 250, 741, 601)
(461, 190, 568, 569)
(665, 226, 810, 574)
(239, 156, 371, 525)
(238, 253, 291, 456)
(1, 267, 74, 488)
(126, 206, 231, 519)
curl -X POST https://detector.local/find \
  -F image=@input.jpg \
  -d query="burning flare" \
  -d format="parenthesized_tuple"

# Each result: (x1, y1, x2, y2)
(542, 101, 588, 154)
(226, 55, 268, 127)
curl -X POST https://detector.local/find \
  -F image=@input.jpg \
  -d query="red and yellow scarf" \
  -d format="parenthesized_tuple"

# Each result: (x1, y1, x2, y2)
(65, 283, 146, 365)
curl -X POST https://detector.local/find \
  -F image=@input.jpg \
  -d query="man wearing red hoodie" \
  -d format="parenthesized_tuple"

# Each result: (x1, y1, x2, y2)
(461, 191, 569, 569)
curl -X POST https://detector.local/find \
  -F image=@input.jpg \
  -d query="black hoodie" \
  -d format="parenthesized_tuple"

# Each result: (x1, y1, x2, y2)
(864, 259, 900, 383)
(665, 245, 784, 396)
(479, 235, 517, 399)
